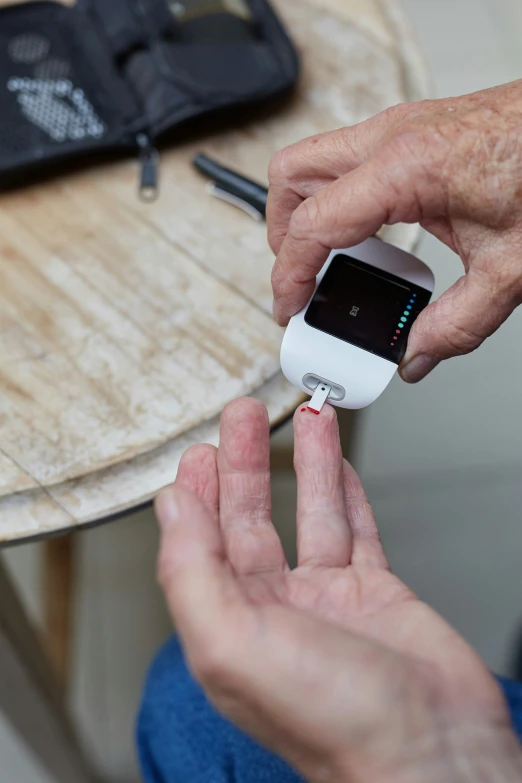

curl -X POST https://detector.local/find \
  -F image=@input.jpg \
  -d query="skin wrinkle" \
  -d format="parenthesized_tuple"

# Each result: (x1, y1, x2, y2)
(268, 79, 522, 378)
(372, 159, 425, 227)
(154, 88, 522, 783)
(416, 308, 478, 356)
(271, 261, 317, 301)
(289, 198, 329, 248)
(156, 398, 522, 783)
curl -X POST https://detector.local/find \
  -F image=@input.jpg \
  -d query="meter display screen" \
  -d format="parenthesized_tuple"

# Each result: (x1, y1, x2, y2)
(305, 254, 432, 364)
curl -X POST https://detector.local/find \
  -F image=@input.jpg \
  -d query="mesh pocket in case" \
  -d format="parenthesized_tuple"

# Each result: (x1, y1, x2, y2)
(0, 0, 299, 190)
(0, 1, 140, 183)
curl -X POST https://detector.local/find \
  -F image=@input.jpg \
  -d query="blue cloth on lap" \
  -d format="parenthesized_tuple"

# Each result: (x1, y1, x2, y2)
(137, 636, 522, 783)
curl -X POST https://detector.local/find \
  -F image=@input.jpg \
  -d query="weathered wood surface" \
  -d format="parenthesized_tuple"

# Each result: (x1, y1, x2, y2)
(0, 0, 429, 543)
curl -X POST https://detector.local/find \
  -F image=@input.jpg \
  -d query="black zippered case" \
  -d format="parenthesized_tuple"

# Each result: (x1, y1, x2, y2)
(0, 0, 299, 192)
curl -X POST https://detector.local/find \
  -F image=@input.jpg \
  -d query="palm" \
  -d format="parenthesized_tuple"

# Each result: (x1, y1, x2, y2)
(204, 398, 414, 637)
(163, 397, 507, 770)
(176, 399, 500, 710)
(285, 563, 410, 628)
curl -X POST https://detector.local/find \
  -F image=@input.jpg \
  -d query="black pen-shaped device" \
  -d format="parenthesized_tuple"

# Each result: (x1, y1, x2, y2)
(192, 153, 269, 221)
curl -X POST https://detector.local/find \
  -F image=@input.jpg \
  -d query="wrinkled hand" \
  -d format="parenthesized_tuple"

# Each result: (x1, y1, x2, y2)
(155, 398, 521, 783)
(268, 80, 522, 383)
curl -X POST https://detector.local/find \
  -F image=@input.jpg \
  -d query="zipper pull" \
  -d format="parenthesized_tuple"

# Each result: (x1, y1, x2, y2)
(137, 133, 159, 203)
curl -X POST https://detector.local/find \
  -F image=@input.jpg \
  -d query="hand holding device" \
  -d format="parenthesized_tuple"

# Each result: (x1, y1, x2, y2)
(269, 82, 522, 383)
(280, 237, 434, 409)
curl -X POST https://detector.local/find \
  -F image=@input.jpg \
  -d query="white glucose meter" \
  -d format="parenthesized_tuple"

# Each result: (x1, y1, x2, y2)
(280, 237, 435, 410)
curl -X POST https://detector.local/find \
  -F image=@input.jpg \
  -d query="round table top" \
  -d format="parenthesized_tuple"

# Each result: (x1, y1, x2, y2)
(0, 0, 428, 545)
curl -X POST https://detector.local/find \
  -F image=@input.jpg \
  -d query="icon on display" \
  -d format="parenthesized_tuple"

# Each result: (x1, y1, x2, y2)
(350, 306, 360, 317)
(390, 292, 419, 347)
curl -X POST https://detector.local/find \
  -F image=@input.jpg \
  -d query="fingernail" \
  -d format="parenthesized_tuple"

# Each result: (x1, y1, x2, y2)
(400, 354, 440, 384)
(155, 489, 179, 528)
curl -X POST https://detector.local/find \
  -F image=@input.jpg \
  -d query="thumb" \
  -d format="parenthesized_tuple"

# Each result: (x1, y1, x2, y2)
(399, 271, 518, 383)
(156, 485, 246, 651)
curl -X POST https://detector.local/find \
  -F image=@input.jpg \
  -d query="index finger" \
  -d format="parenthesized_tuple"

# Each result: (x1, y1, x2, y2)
(266, 102, 427, 259)
(271, 139, 441, 325)
(267, 126, 370, 257)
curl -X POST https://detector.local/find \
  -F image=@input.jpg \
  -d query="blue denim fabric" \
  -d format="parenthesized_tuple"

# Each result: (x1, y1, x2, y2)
(137, 636, 522, 783)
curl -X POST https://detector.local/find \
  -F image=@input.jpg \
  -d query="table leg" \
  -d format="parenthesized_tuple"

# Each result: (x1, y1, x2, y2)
(0, 555, 101, 783)
(44, 534, 76, 691)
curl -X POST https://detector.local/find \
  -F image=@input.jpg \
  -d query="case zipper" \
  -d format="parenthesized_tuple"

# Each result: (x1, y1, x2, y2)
(137, 133, 159, 202)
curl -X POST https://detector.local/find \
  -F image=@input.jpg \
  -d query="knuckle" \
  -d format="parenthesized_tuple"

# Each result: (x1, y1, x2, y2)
(271, 265, 281, 294)
(428, 299, 485, 356)
(386, 125, 433, 162)
(271, 260, 296, 300)
(267, 225, 286, 255)
(381, 102, 412, 126)
(438, 321, 483, 355)
(289, 196, 321, 241)
(378, 101, 420, 134)
(268, 145, 296, 185)
(382, 98, 439, 130)
(267, 148, 285, 183)
(380, 126, 449, 218)
(471, 263, 521, 313)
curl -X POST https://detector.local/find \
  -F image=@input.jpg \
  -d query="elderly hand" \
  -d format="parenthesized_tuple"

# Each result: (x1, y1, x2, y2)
(155, 398, 521, 783)
(268, 80, 522, 383)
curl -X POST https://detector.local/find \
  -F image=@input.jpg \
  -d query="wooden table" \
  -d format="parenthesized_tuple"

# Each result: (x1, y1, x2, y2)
(0, 1, 428, 780)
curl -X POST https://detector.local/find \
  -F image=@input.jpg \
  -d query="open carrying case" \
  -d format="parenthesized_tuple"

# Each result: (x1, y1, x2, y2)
(0, 0, 299, 192)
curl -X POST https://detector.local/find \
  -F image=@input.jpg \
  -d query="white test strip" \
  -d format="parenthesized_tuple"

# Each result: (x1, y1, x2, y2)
(307, 383, 332, 414)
